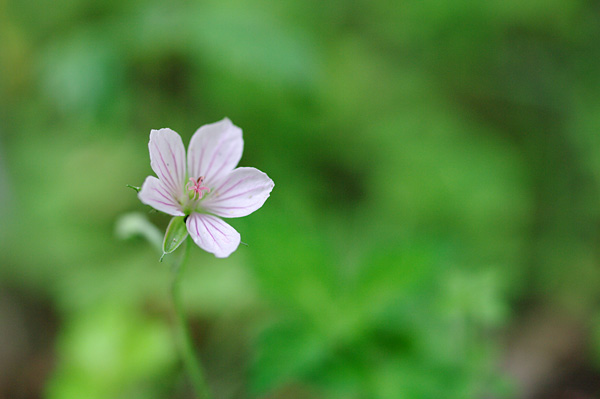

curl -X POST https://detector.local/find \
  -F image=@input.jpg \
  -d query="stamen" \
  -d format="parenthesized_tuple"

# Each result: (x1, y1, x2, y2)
(187, 176, 210, 199)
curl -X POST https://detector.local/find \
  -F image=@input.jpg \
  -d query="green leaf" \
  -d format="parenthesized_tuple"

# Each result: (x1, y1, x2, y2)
(162, 216, 188, 259)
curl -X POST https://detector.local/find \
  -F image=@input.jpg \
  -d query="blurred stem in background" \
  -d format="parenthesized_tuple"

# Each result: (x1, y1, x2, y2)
(171, 237, 212, 399)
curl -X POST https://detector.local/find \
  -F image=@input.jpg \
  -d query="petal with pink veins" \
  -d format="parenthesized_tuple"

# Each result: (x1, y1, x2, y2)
(149, 128, 186, 197)
(138, 176, 185, 216)
(202, 167, 274, 218)
(187, 118, 243, 187)
(186, 213, 241, 258)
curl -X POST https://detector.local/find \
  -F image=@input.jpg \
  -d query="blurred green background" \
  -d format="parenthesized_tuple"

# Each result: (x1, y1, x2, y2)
(2, 0, 600, 398)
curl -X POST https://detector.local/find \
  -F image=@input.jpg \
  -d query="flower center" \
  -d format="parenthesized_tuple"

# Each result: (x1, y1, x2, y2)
(186, 176, 210, 200)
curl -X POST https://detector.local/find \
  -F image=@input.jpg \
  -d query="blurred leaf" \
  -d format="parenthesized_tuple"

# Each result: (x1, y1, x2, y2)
(189, 5, 320, 89)
(38, 31, 123, 117)
(46, 302, 176, 399)
(251, 320, 324, 395)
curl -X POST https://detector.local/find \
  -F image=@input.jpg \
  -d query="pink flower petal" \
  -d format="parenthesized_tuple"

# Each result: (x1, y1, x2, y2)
(138, 176, 185, 216)
(186, 213, 241, 258)
(187, 118, 243, 187)
(202, 167, 274, 218)
(149, 128, 186, 198)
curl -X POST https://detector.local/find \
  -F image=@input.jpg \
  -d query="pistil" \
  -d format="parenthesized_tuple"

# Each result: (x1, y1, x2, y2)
(187, 177, 210, 200)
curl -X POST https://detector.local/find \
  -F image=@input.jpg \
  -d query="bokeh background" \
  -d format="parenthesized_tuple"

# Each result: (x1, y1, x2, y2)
(2, 0, 600, 398)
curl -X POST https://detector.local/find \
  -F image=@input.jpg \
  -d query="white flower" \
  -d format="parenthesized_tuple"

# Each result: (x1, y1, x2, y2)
(138, 118, 274, 258)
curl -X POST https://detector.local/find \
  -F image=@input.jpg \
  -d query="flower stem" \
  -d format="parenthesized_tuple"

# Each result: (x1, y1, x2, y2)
(171, 237, 212, 399)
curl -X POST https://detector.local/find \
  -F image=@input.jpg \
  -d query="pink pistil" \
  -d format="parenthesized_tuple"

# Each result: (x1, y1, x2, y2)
(187, 176, 210, 199)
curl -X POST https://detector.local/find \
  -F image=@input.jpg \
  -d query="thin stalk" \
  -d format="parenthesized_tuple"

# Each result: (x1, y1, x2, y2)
(171, 237, 212, 399)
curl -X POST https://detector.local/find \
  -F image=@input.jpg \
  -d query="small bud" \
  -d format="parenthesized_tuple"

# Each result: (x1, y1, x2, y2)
(115, 212, 162, 252)
(162, 216, 189, 260)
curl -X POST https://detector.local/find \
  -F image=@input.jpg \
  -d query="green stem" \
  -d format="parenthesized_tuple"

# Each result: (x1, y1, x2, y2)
(171, 237, 212, 399)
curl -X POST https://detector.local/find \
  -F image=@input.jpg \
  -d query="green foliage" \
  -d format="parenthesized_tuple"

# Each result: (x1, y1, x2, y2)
(1, 0, 600, 397)
(46, 302, 176, 399)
